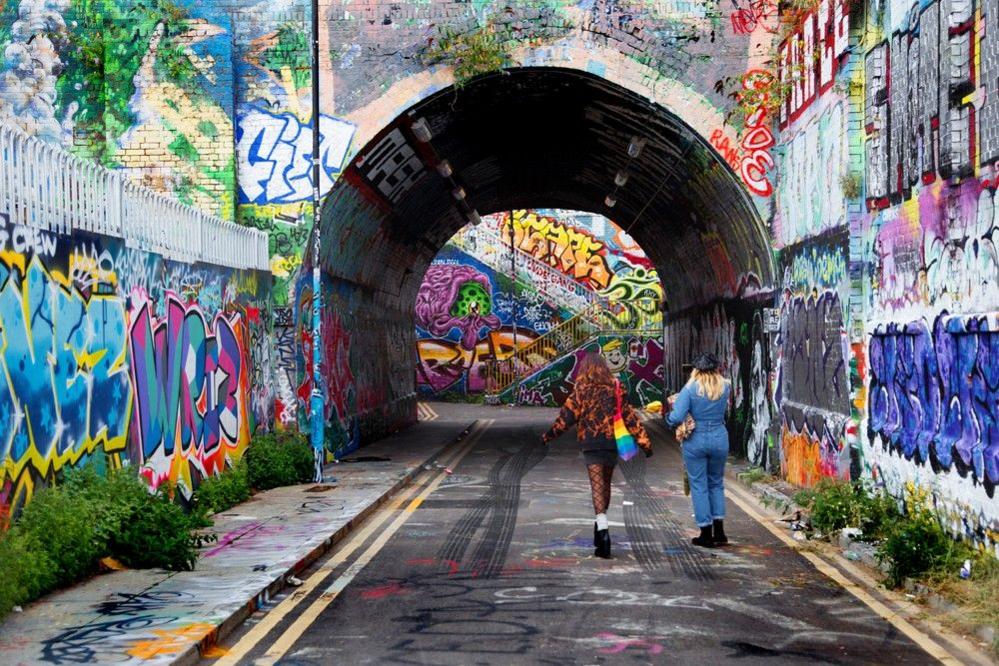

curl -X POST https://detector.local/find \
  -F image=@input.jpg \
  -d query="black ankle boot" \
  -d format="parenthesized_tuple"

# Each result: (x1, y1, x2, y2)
(691, 525, 716, 548)
(713, 519, 728, 546)
(595, 529, 611, 558)
(593, 522, 599, 547)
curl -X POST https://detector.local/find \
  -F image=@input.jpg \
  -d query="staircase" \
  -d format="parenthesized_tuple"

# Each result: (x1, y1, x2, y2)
(448, 221, 663, 401)
(484, 304, 605, 396)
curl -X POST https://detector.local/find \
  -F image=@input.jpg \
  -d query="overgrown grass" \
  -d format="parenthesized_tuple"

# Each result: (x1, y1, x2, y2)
(882, 492, 999, 655)
(0, 429, 322, 623)
(798, 480, 998, 651)
(924, 550, 999, 656)
(0, 462, 214, 621)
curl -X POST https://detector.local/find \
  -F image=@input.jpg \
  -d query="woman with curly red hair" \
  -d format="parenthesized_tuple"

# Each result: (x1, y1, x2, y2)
(541, 353, 652, 558)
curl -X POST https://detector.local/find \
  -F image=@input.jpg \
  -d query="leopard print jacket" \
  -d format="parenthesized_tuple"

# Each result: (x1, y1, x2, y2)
(542, 381, 652, 452)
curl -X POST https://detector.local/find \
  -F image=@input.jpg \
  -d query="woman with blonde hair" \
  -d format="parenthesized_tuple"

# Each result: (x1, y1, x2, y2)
(542, 353, 652, 558)
(666, 352, 732, 548)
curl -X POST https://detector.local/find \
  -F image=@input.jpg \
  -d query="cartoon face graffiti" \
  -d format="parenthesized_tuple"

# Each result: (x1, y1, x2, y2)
(601, 339, 628, 373)
(414, 264, 501, 350)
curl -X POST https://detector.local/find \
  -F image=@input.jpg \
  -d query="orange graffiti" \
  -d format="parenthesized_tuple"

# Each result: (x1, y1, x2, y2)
(503, 211, 613, 289)
(780, 425, 824, 487)
(417, 328, 540, 394)
(126, 623, 215, 660)
(780, 422, 845, 487)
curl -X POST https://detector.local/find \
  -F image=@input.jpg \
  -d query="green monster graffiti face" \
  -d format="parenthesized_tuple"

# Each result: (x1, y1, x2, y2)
(450, 281, 492, 318)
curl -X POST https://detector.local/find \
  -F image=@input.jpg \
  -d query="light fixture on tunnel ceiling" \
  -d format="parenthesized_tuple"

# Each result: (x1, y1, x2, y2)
(468, 210, 483, 226)
(604, 194, 617, 208)
(627, 137, 647, 158)
(411, 117, 432, 142)
(614, 170, 629, 187)
(437, 160, 453, 177)
(452, 187, 466, 201)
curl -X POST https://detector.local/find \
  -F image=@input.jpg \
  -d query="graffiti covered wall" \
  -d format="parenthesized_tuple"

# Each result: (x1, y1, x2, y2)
(513, 336, 665, 408)
(854, 0, 999, 549)
(6, 0, 997, 549)
(762, 0, 999, 550)
(0, 215, 272, 523)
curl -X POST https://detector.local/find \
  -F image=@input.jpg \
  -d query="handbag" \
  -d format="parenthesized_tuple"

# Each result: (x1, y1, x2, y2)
(667, 393, 695, 495)
(613, 380, 639, 461)
(677, 414, 695, 495)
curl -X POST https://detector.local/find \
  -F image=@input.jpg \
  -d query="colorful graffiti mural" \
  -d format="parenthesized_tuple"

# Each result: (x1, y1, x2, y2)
(0, 215, 271, 522)
(850, 0, 999, 550)
(774, 232, 852, 484)
(0, 0, 237, 218)
(869, 315, 999, 492)
(502, 211, 616, 290)
(129, 296, 251, 491)
(5, 0, 999, 551)
(415, 264, 503, 351)
(514, 337, 664, 408)
(415, 211, 662, 400)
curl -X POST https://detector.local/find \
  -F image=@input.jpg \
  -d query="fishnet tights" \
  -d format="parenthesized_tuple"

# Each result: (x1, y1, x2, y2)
(587, 464, 614, 515)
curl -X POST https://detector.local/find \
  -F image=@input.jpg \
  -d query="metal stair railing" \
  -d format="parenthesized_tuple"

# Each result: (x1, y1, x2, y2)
(485, 303, 605, 395)
(484, 298, 663, 398)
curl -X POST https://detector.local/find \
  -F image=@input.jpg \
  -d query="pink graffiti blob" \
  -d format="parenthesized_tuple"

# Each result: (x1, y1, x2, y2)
(414, 264, 501, 350)
(595, 632, 664, 655)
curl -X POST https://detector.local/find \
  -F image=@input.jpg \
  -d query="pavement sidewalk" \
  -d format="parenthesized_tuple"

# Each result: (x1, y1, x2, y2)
(0, 404, 479, 666)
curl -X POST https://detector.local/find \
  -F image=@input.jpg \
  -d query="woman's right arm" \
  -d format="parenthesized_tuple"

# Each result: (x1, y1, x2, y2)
(542, 394, 577, 443)
(666, 385, 692, 428)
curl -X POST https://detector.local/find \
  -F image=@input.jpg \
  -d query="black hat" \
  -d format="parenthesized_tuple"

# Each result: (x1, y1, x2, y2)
(692, 353, 719, 371)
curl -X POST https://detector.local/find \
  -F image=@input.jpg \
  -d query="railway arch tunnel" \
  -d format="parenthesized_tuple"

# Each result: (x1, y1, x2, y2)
(1, 0, 996, 553)
(303, 67, 776, 455)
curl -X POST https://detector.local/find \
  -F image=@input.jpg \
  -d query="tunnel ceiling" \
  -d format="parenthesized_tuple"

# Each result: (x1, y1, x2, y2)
(319, 67, 774, 312)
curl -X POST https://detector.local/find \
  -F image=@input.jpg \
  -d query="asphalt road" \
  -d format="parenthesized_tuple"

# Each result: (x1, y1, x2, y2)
(215, 408, 936, 665)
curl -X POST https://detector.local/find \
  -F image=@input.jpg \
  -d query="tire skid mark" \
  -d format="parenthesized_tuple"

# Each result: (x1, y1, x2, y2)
(622, 502, 666, 571)
(619, 455, 714, 581)
(437, 426, 546, 578)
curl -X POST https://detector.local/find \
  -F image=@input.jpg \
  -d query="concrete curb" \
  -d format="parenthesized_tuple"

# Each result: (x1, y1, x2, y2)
(727, 463, 997, 655)
(176, 420, 479, 666)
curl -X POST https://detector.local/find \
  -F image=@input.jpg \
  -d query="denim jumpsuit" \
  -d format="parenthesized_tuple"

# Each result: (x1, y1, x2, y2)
(666, 381, 731, 527)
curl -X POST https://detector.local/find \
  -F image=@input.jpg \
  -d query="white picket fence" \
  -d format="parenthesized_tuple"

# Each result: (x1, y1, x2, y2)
(0, 124, 269, 272)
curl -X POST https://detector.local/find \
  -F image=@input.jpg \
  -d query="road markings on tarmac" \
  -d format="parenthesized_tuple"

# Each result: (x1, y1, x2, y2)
(726, 482, 964, 666)
(417, 402, 438, 421)
(214, 419, 492, 666)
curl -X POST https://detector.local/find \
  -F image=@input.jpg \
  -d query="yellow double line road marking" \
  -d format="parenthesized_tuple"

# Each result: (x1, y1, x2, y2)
(214, 419, 491, 665)
(726, 482, 966, 665)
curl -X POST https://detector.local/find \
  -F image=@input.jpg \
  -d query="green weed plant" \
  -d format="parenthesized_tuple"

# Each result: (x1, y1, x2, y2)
(794, 478, 899, 539)
(0, 461, 215, 621)
(245, 431, 315, 491)
(193, 460, 252, 515)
